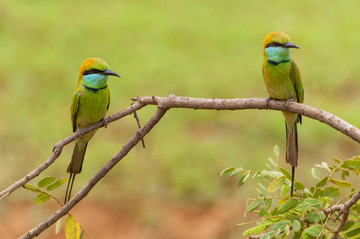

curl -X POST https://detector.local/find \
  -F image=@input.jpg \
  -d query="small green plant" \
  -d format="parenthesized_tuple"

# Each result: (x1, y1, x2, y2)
(221, 145, 360, 238)
(23, 177, 88, 239)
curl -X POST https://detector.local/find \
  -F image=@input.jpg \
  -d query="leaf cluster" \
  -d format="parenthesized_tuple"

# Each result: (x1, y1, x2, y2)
(221, 147, 360, 238)
(24, 176, 87, 239)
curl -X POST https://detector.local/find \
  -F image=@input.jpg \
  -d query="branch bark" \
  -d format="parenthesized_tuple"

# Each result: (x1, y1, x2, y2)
(1, 95, 359, 238)
(134, 96, 360, 143)
(325, 189, 360, 238)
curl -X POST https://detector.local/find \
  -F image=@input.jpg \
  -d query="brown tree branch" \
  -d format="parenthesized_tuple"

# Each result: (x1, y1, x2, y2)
(134, 96, 360, 143)
(325, 189, 360, 238)
(19, 107, 168, 239)
(1, 95, 359, 238)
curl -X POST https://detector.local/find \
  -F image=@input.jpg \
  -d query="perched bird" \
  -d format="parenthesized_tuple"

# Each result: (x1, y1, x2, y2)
(262, 31, 304, 196)
(65, 57, 120, 203)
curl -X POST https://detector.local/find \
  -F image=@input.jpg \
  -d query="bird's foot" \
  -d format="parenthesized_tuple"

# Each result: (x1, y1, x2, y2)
(77, 128, 85, 138)
(264, 97, 273, 109)
(102, 118, 109, 128)
(284, 98, 295, 111)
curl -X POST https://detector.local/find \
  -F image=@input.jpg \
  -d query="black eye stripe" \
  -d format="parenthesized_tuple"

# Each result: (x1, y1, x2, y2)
(83, 68, 103, 75)
(266, 42, 283, 48)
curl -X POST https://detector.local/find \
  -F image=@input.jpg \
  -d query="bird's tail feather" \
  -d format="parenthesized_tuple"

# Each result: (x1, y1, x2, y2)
(67, 141, 88, 174)
(286, 122, 298, 167)
(64, 173, 76, 204)
(286, 122, 298, 196)
(65, 141, 88, 204)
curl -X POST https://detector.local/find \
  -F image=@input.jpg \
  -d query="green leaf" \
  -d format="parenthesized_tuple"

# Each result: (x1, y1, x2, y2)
(268, 176, 285, 194)
(34, 193, 50, 204)
(268, 157, 276, 167)
(238, 171, 251, 187)
(80, 230, 84, 239)
(261, 170, 283, 178)
(46, 178, 67, 191)
(304, 198, 321, 209)
(306, 211, 326, 223)
(55, 218, 62, 235)
(294, 181, 305, 190)
(311, 168, 320, 180)
(273, 145, 280, 156)
(272, 220, 291, 230)
(24, 184, 41, 193)
(230, 168, 243, 176)
(341, 221, 355, 231)
(220, 167, 235, 176)
(278, 199, 298, 214)
(259, 199, 272, 216)
(292, 220, 301, 232)
(333, 158, 342, 164)
(345, 227, 360, 237)
(65, 214, 81, 239)
(284, 224, 289, 236)
(341, 160, 360, 170)
(325, 187, 340, 198)
(246, 200, 262, 212)
(296, 202, 310, 213)
(260, 231, 274, 239)
(316, 176, 328, 187)
(330, 178, 351, 188)
(302, 225, 322, 238)
(280, 167, 292, 180)
(38, 177, 56, 188)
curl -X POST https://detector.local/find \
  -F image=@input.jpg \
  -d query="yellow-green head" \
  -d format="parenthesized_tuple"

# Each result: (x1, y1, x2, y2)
(263, 31, 299, 63)
(77, 57, 120, 90)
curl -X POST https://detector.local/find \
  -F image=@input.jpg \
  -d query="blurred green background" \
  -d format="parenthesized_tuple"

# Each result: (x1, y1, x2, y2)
(1, 0, 360, 238)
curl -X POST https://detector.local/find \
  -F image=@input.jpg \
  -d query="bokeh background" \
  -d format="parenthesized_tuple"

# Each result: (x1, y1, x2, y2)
(1, 0, 360, 238)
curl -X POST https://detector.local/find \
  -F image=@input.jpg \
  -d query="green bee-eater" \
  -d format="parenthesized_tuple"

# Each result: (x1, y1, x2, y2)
(262, 31, 304, 196)
(65, 57, 121, 203)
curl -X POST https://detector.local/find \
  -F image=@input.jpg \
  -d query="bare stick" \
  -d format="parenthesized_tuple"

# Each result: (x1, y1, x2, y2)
(133, 96, 360, 143)
(19, 107, 168, 239)
(131, 101, 146, 148)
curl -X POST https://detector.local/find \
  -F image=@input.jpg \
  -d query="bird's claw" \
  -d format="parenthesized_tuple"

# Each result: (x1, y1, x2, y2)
(284, 98, 295, 111)
(102, 118, 109, 128)
(264, 97, 273, 109)
(78, 128, 85, 138)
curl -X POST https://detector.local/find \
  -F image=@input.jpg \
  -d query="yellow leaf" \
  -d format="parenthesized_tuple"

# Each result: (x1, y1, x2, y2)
(55, 217, 62, 235)
(65, 214, 80, 239)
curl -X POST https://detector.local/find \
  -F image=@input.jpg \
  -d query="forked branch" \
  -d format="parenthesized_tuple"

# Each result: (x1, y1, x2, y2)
(0, 95, 358, 238)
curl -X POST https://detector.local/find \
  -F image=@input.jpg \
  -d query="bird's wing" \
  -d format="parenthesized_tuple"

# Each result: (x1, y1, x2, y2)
(290, 60, 304, 104)
(106, 90, 110, 111)
(70, 91, 81, 132)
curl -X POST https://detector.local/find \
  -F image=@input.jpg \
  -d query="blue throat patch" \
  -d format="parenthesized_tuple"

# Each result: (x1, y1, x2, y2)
(82, 73, 108, 90)
(265, 47, 291, 65)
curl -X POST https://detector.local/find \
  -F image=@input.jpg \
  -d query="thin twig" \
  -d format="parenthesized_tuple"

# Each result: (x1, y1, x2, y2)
(131, 101, 146, 148)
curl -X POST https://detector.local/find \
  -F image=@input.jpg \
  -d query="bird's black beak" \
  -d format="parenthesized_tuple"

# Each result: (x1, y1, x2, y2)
(284, 42, 299, 49)
(103, 69, 121, 78)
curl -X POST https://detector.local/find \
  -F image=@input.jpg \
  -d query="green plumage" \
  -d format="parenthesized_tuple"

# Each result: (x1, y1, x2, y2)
(262, 32, 304, 196)
(65, 57, 120, 204)
(68, 86, 110, 174)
